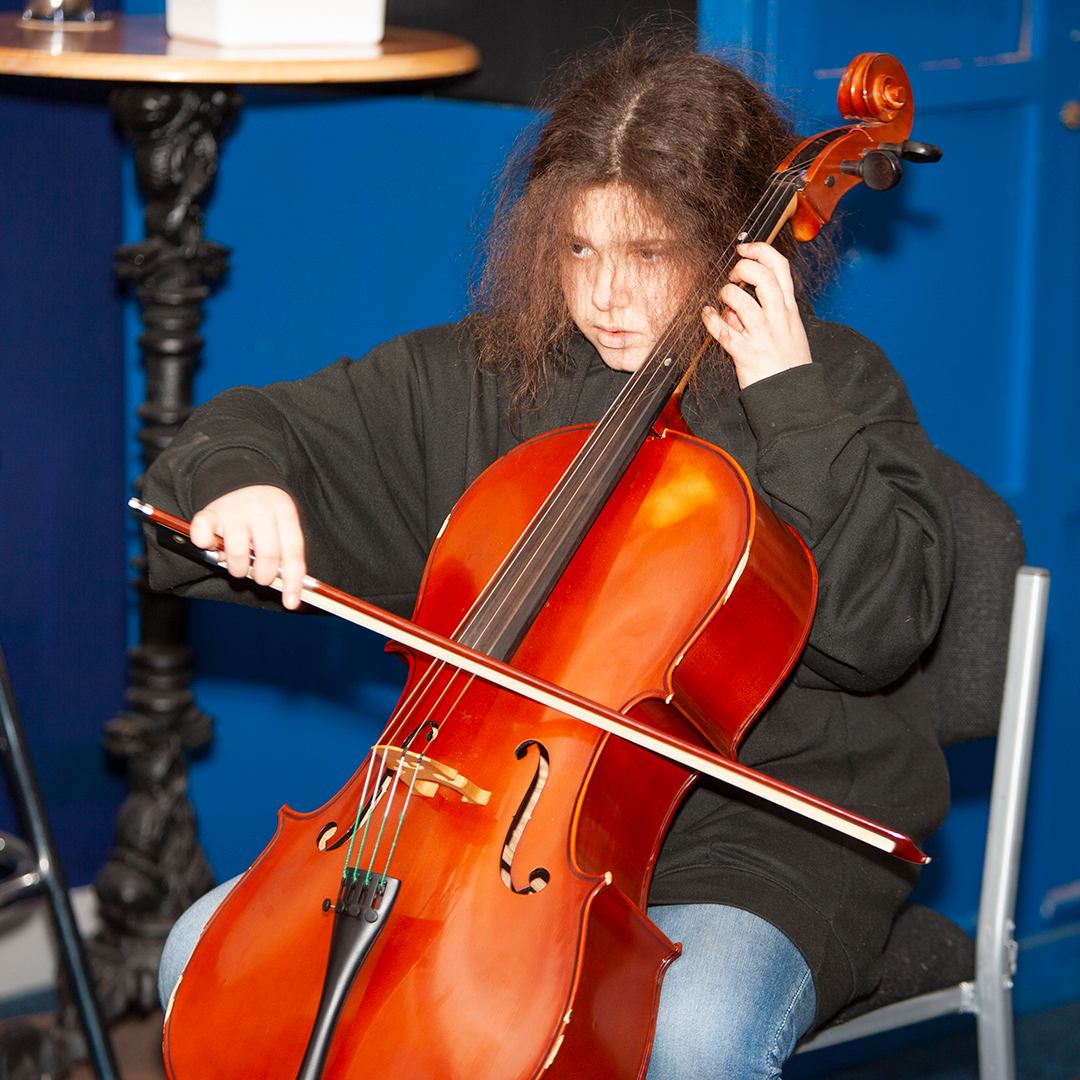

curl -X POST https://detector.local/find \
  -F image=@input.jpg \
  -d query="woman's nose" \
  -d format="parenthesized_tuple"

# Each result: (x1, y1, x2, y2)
(592, 259, 628, 311)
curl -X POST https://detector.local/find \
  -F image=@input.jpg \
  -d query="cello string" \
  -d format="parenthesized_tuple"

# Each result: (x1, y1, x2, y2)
(371, 165, 801, 753)
(349, 720, 440, 879)
(378, 163, 802, 706)
(483, 164, 803, 535)
(374, 742, 433, 890)
(456, 168, 803, 649)
(347, 665, 483, 876)
(344, 166, 804, 870)
(338, 164, 806, 882)
(356, 663, 488, 883)
(342, 748, 386, 873)
(345, 717, 445, 871)
(350, 669, 483, 880)
(345, 740, 406, 878)
(365, 724, 437, 888)
(348, 634, 486, 841)
(355, 729, 429, 887)
(348, 721, 445, 880)
(341, 774, 392, 879)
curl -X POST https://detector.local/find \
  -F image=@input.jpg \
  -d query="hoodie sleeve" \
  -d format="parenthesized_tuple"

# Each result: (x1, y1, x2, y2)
(737, 321, 954, 692)
(142, 335, 434, 617)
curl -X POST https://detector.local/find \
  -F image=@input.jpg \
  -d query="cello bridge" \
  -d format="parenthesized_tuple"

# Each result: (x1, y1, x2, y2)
(373, 744, 491, 805)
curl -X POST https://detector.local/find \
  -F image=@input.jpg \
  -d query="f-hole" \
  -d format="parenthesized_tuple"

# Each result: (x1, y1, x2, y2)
(316, 774, 393, 852)
(500, 739, 551, 895)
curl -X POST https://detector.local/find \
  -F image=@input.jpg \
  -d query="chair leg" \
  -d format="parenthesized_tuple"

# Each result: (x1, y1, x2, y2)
(975, 976, 1016, 1080)
(970, 568, 1049, 1080)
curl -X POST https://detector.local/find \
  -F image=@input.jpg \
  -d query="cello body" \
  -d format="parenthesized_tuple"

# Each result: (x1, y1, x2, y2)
(162, 423, 816, 1078)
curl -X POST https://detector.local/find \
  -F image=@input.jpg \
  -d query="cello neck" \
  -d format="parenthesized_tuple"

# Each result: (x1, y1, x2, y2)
(455, 170, 803, 662)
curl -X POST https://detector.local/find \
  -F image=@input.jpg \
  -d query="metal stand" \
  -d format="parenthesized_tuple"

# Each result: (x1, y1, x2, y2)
(0, 650, 120, 1080)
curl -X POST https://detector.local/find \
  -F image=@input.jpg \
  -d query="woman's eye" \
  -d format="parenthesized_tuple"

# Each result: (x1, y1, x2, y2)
(638, 249, 661, 263)
(569, 241, 592, 258)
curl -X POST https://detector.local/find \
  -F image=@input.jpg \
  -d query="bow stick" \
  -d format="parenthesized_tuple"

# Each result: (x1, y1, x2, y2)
(131, 497, 928, 865)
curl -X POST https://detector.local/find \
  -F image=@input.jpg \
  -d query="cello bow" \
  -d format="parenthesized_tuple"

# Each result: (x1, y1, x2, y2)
(131, 497, 928, 865)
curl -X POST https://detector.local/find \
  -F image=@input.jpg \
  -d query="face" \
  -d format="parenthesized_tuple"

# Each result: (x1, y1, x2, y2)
(561, 184, 686, 373)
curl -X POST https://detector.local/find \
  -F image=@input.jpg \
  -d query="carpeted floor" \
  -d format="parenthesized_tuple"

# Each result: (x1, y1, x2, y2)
(5, 999, 1079, 1078)
(67, 1015, 164, 1080)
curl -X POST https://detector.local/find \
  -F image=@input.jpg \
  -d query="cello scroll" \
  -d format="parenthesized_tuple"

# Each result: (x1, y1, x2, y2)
(778, 52, 941, 241)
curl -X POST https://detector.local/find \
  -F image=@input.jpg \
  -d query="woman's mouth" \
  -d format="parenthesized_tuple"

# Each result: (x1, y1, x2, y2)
(595, 326, 637, 347)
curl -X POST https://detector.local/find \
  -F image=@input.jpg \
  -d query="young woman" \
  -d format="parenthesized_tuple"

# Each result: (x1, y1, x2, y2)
(146, 34, 953, 1078)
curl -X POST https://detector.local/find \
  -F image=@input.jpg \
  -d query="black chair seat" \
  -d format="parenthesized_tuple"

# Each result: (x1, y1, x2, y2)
(826, 903, 976, 1027)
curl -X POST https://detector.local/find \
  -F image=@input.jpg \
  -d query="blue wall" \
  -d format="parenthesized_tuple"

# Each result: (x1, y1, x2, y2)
(2, 0, 1077, 1043)
(0, 53, 127, 884)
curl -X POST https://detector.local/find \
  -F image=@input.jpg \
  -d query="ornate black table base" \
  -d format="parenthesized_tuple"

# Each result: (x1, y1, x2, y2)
(91, 81, 242, 1006)
(0, 85, 240, 1080)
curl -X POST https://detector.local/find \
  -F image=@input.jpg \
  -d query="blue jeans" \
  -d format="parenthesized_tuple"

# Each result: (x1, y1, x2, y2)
(157, 875, 238, 1008)
(645, 903, 816, 1079)
(160, 886, 815, 1079)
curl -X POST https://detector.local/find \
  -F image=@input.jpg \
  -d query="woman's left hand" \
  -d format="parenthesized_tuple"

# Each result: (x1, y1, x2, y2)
(702, 241, 813, 389)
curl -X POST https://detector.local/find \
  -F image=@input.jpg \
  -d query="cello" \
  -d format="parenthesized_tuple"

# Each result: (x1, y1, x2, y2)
(147, 52, 940, 1078)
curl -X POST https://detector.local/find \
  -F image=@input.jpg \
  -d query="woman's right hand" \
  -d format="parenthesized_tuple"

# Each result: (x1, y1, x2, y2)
(190, 486, 307, 609)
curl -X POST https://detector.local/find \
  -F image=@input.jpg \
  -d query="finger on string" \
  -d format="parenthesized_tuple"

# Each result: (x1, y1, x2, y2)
(723, 309, 745, 334)
(737, 242, 797, 309)
(729, 258, 786, 316)
(719, 281, 765, 334)
(702, 305, 743, 347)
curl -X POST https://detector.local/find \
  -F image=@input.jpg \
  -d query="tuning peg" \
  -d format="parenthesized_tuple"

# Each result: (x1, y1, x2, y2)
(878, 140, 943, 164)
(839, 149, 903, 191)
(901, 140, 942, 163)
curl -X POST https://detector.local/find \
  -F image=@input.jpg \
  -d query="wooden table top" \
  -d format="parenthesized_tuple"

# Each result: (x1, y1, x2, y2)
(0, 13, 479, 84)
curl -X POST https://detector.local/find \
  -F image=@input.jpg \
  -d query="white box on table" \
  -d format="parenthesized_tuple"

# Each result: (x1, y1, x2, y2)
(166, 0, 386, 47)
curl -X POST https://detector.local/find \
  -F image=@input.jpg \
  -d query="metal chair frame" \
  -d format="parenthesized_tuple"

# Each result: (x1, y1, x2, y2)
(0, 645, 120, 1080)
(798, 565, 1050, 1080)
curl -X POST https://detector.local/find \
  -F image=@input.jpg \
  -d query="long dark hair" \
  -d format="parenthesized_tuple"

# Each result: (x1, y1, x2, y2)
(470, 33, 832, 412)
